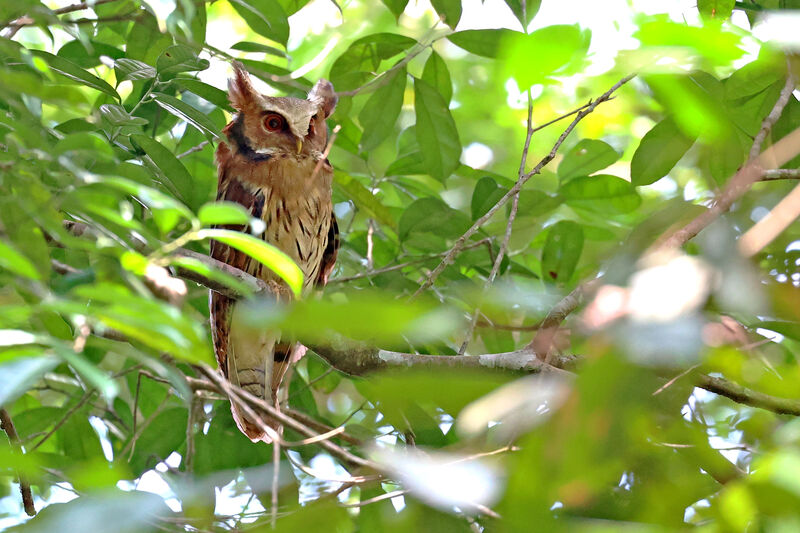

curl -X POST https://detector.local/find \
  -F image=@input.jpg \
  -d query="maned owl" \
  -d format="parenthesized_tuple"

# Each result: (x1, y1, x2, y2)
(210, 63, 339, 442)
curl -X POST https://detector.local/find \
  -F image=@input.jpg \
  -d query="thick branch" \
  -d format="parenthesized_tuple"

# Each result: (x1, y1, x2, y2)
(697, 375, 800, 416)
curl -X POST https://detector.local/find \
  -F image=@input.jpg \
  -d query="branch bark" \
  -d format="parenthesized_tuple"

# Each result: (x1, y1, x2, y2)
(0, 408, 36, 516)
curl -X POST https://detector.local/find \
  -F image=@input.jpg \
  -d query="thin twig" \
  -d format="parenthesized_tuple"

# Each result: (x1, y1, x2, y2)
(0, 409, 36, 516)
(31, 390, 94, 451)
(653, 364, 701, 396)
(331, 238, 493, 283)
(412, 74, 635, 298)
(271, 440, 280, 529)
(458, 87, 534, 354)
(340, 489, 408, 507)
(176, 140, 210, 159)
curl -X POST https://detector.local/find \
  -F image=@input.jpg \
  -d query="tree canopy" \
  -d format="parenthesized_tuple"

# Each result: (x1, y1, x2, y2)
(2, 0, 800, 531)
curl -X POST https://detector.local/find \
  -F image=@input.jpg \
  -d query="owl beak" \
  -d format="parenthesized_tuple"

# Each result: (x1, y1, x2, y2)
(296, 138, 303, 154)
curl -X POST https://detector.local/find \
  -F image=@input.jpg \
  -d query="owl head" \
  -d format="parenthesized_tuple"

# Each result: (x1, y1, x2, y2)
(226, 62, 337, 157)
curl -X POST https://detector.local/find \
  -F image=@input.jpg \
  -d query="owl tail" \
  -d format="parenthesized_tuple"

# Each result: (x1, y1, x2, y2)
(227, 319, 281, 443)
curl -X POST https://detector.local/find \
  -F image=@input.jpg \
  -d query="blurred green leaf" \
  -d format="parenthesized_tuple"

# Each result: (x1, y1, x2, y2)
(335, 172, 397, 231)
(130, 134, 198, 209)
(0, 239, 42, 280)
(230, 41, 288, 57)
(541, 220, 583, 282)
(198, 201, 252, 226)
(174, 78, 233, 111)
(631, 117, 696, 186)
(502, 25, 591, 87)
(0, 356, 58, 407)
(329, 33, 416, 91)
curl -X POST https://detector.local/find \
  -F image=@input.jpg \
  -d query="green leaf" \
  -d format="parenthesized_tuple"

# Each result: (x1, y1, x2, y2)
(114, 58, 157, 83)
(240, 291, 461, 344)
(431, 0, 462, 28)
(31, 50, 119, 99)
(230, 41, 288, 57)
(197, 229, 304, 296)
(198, 201, 252, 226)
(174, 78, 233, 111)
(447, 29, 514, 58)
(558, 139, 620, 183)
(155, 44, 210, 77)
(359, 67, 406, 151)
(228, 0, 290, 46)
(631, 117, 696, 186)
(560, 174, 642, 214)
(52, 344, 119, 400)
(129, 134, 198, 209)
(635, 17, 745, 66)
(168, 255, 256, 297)
(151, 92, 219, 139)
(501, 25, 590, 88)
(725, 56, 786, 100)
(101, 176, 195, 234)
(380, 0, 408, 19)
(542, 220, 583, 282)
(329, 33, 417, 91)
(471, 177, 507, 220)
(0, 239, 42, 279)
(386, 151, 426, 176)
(399, 197, 470, 242)
(0, 356, 58, 407)
(57, 40, 124, 69)
(421, 51, 452, 104)
(99, 104, 148, 127)
(697, 0, 735, 20)
(504, 0, 542, 28)
(414, 78, 461, 181)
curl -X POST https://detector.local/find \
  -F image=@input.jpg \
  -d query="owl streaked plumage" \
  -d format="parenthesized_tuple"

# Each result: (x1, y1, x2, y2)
(210, 63, 339, 442)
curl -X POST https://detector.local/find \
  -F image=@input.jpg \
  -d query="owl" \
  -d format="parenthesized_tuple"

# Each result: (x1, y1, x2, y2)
(210, 63, 339, 442)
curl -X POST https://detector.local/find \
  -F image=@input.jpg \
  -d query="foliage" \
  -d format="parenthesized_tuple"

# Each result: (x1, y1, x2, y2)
(1, 0, 800, 531)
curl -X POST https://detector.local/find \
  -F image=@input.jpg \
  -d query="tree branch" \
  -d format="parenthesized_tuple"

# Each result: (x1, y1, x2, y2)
(697, 375, 800, 416)
(0, 408, 36, 516)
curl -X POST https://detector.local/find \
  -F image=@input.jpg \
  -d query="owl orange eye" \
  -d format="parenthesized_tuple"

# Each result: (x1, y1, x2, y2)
(263, 113, 285, 131)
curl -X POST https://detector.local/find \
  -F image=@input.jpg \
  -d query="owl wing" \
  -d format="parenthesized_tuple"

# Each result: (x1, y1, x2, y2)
(316, 213, 339, 287)
(210, 155, 277, 442)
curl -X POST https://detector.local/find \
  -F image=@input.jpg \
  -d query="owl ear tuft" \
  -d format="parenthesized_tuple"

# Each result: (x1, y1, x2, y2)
(308, 79, 337, 119)
(228, 62, 260, 111)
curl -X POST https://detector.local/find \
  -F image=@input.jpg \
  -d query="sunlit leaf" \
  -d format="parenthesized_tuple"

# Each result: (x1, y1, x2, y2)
(502, 25, 591, 87)
(504, 0, 542, 27)
(698, 0, 735, 19)
(0, 356, 57, 407)
(197, 229, 303, 296)
(471, 177, 507, 220)
(0, 239, 42, 280)
(114, 58, 156, 83)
